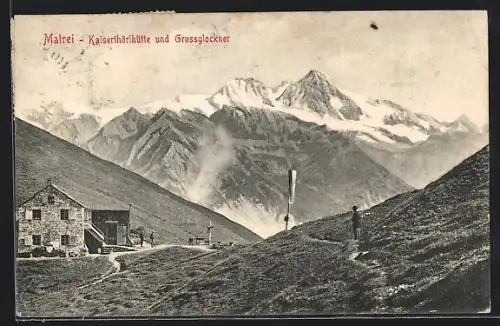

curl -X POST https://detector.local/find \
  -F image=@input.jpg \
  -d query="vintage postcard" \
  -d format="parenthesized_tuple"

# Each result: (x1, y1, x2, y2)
(11, 11, 490, 318)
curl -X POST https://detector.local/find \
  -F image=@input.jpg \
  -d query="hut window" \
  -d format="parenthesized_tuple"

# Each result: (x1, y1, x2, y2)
(32, 235, 41, 245)
(48, 195, 55, 204)
(60, 209, 69, 220)
(19, 239, 25, 246)
(32, 209, 41, 220)
(61, 235, 70, 246)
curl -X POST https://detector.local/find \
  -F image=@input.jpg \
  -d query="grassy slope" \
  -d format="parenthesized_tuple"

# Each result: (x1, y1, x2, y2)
(16, 146, 489, 317)
(15, 118, 261, 244)
(16, 247, 233, 317)
(16, 256, 112, 316)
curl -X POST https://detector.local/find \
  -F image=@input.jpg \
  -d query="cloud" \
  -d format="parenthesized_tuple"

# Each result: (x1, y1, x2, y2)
(215, 196, 301, 238)
(185, 125, 236, 204)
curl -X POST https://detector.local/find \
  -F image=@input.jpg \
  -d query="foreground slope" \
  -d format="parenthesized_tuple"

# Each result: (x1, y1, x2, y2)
(14, 118, 261, 244)
(149, 145, 490, 315)
(17, 146, 489, 317)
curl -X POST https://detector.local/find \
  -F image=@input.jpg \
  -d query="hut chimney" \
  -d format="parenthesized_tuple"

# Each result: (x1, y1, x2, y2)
(47, 178, 52, 186)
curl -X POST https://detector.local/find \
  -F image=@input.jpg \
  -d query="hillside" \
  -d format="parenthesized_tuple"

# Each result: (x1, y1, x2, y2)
(14, 118, 262, 244)
(16, 146, 490, 317)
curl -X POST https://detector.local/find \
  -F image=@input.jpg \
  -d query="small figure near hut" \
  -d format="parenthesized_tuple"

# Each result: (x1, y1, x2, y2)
(139, 229, 145, 247)
(150, 231, 155, 247)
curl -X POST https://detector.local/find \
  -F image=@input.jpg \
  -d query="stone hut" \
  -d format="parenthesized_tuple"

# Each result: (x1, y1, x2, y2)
(16, 180, 132, 255)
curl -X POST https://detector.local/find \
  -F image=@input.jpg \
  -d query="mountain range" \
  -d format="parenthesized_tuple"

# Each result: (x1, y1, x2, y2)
(16, 70, 488, 237)
(83, 105, 415, 237)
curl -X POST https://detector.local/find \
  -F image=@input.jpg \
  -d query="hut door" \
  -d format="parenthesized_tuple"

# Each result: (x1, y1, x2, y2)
(117, 225, 127, 246)
(105, 221, 118, 245)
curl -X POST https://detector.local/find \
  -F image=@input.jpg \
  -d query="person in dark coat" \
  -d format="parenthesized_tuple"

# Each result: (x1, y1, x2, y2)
(352, 205, 361, 241)
(139, 229, 144, 247)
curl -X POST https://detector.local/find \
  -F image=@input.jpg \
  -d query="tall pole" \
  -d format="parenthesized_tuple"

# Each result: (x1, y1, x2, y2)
(285, 202, 290, 231)
(285, 169, 297, 231)
(127, 203, 132, 246)
(207, 220, 213, 245)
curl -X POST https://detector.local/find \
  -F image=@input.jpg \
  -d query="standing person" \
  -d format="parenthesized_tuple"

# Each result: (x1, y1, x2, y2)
(352, 205, 361, 242)
(139, 229, 144, 247)
(150, 231, 155, 247)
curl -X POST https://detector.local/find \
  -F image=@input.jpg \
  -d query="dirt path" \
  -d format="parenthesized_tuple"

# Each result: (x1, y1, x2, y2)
(76, 244, 215, 290)
(343, 240, 391, 312)
(300, 233, 345, 246)
(250, 235, 391, 313)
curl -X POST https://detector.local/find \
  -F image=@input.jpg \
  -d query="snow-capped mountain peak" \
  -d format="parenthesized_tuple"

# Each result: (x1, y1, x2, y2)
(202, 70, 471, 146)
(277, 70, 363, 120)
(207, 77, 275, 110)
(302, 69, 332, 86)
(21, 70, 485, 151)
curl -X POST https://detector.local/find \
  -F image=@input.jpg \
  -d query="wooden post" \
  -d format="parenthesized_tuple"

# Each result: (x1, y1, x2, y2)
(285, 169, 297, 231)
(127, 203, 132, 246)
(284, 209, 290, 231)
(207, 221, 213, 246)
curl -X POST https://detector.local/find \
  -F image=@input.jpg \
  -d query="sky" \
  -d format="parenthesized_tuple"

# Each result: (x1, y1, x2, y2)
(12, 11, 488, 126)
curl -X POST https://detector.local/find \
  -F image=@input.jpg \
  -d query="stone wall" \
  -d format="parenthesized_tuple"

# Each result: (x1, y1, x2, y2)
(17, 185, 87, 255)
(84, 208, 92, 225)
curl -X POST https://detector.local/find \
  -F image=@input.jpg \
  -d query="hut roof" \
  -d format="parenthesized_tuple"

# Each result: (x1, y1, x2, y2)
(18, 183, 130, 211)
